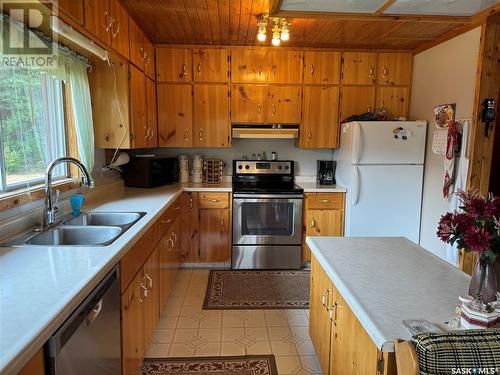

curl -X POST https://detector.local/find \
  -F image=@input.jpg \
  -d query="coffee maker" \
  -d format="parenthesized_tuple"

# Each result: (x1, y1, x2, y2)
(317, 160, 336, 185)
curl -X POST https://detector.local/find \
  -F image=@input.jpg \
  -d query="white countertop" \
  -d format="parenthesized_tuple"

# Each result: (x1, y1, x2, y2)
(306, 237, 471, 352)
(296, 183, 347, 193)
(0, 182, 231, 375)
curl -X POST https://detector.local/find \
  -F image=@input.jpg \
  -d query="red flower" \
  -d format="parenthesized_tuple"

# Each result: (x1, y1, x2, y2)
(454, 213, 473, 232)
(463, 227, 492, 253)
(464, 198, 486, 218)
(484, 196, 500, 217)
(437, 212, 456, 242)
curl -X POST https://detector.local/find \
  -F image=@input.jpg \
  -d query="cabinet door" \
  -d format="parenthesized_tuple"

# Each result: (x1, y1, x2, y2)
(341, 52, 376, 85)
(193, 48, 229, 83)
(303, 51, 341, 85)
(340, 86, 376, 122)
(145, 77, 158, 148)
(143, 247, 159, 346)
(17, 349, 44, 375)
(376, 87, 410, 120)
(310, 257, 334, 375)
(156, 48, 193, 82)
(267, 86, 302, 124)
(180, 192, 199, 262)
(231, 84, 266, 124)
(194, 84, 231, 147)
(307, 209, 344, 238)
(129, 18, 145, 71)
(129, 65, 148, 148)
(268, 50, 303, 84)
(144, 38, 156, 80)
(377, 52, 412, 86)
(301, 86, 340, 148)
(121, 271, 145, 375)
(169, 216, 181, 283)
(199, 208, 230, 262)
(58, 0, 84, 25)
(109, 0, 129, 59)
(231, 48, 267, 83)
(159, 233, 173, 309)
(157, 84, 193, 147)
(84, 0, 110, 45)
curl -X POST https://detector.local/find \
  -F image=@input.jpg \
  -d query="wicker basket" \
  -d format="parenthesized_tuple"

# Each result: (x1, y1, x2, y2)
(203, 160, 224, 184)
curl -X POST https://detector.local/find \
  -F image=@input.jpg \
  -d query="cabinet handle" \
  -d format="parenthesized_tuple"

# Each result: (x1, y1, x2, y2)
(272, 103, 276, 115)
(144, 127, 150, 140)
(171, 232, 177, 242)
(197, 62, 202, 74)
(311, 218, 316, 229)
(161, 219, 172, 224)
(144, 274, 153, 289)
(180, 62, 187, 79)
(310, 64, 315, 77)
(368, 65, 374, 78)
(145, 54, 151, 66)
(140, 283, 148, 298)
(307, 130, 312, 141)
(169, 237, 174, 249)
(189, 198, 193, 209)
(209, 199, 220, 202)
(112, 21, 120, 38)
(383, 65, 388, 78)
(184, 129, 189, 141)
(321, 292, 327, 306)
(220, 219, 224, 231)
(140, 48, 146, 61)
(149, 128, 154, 140)
(272, 64, 276, 76)
(257, 104, 261, 116)
(104, 12, 115, 32)
(199, 129, 204, 140)
(320, 199, 331, 203)
(258, 64, 262, 76)
(174, 206, 181, 211)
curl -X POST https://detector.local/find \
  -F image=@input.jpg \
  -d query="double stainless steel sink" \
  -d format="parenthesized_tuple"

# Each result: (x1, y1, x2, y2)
(5, 212, 146, 247)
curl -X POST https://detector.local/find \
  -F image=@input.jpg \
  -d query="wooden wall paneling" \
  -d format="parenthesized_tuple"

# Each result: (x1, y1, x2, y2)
(110, 0, 130, 59)
(303, 51, 341, 84)
(268, 50, 304, 84)
(267, 85, 302, 124)
(341, 52, 377, 85)
(376, 86, 410, 119)
(340, 86, 376, 121)
(377, 52, 412, 85)
(194, 84, 231, 147)
(193, 48, 230, 82)
(156, 48, 193, 82)
(231, 84, 267, 123)
(157, 83, 193, 147)
(231, 48, 268, 83)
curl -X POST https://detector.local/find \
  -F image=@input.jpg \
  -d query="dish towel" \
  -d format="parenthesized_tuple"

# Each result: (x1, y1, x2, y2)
(445, 120, 470, 266)
(443, 121, 459, 198)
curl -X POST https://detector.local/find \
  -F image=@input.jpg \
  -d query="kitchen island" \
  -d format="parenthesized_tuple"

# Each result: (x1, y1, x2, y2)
(306, 236, 471, 375)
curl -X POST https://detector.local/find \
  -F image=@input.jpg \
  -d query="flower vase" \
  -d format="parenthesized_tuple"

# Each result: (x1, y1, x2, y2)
(468, 255, 498, 304)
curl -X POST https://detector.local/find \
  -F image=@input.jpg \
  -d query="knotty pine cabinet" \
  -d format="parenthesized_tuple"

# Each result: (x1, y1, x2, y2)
(180, 192, 200, 263)
(109, 0, 129, 59)
(16, 349, 44, 375)
(268, 50, 303, 84)
(340, 86, 376, 122)
(231, 84, 267, 124)
(157, 84, 193, 147)
(57, 0, 84, 25)
(341, 52, 377, 85)
(84, 0, 110, 45)
(145, 77, 158, 147)
(156, 48, 193, 82)
(129, 65, 149, 148)
(303, 51, 341, 85)
(303, 193, 345, 262)
(231, 48, 268, 83)
(193, 48, 230, 82)
(377, 52, 412, 86)
(267, 85, 302, 124)
(128, 17, 155, 78)
(376, 87, 410, 120)
(300, 86, 340, 148)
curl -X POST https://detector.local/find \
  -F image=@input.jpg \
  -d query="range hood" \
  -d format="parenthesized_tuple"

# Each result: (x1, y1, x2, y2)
(232, 124, 299, 139)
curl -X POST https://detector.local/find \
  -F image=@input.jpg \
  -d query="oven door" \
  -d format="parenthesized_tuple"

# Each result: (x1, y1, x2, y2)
(233, 194, 303, 245)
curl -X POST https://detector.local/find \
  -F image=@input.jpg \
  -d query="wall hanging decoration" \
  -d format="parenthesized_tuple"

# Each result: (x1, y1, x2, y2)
(433, 103, 456, 128)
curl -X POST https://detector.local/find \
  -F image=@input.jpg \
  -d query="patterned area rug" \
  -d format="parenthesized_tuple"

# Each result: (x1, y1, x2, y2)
(203, 270, 310, 310)
(141, 356, 278, 375)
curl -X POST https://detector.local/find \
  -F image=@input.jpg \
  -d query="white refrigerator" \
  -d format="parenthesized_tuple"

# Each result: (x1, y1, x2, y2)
(335, 121, 427, 244)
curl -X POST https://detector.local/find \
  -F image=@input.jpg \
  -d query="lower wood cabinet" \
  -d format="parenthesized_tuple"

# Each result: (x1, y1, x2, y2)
(16, 349, 44, 375)
(310, 256, 396, 375)
(159, 210, 181, 309)
(180, 192, 199, 262)
(303, 193, 345, 262)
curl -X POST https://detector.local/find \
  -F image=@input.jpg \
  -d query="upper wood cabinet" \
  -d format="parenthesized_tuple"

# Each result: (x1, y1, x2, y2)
(129, 17, 146, 70)
(193, 48, 229, 83)
(16, 349, 44, 375)
(303, 51, 341, 85)
(129, 65, 148, 148)
(145, 77, 158, 148)
(143, 38, 155, 79)
(341, 52, 377, 85)
(157, 83, 193, 147)
(340, 86, 376, 122)
(301, 86, 340, 148)
(268, 50, 303, 84)
(109, 0, 129, 59)
(231, 48, 267, 83)
(267, 85, 302, 124)
(84, 0, 111, 45)
(194, 84, 231, 147)
(376, 87, 410, 119)
(377, 52, 412, 86)
(156, 48, 193, 82)
(58, 0, 84, 25)
(231, 84, 266, 124)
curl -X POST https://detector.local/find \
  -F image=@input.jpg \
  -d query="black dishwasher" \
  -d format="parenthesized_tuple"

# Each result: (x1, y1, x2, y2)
(45, 266, 121, 375)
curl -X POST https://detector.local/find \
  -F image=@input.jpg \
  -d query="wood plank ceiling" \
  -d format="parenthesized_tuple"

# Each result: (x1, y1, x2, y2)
(122, 0, 472, 50)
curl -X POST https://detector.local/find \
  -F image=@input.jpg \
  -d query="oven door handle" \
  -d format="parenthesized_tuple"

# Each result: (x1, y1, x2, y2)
(233, 194, 304, 199)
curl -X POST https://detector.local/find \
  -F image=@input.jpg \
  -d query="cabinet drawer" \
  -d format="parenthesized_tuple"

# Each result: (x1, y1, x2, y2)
(198, 193, 230, 209)
(120, 222, 159, 291)
(159, 197, 182, 238)
(306, 193, 344, 210)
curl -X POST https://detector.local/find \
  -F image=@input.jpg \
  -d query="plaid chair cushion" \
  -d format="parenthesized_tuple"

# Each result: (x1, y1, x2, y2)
(410, 328, 500, 375)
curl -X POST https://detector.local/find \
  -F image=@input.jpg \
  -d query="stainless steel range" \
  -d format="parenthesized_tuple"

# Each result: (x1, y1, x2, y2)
(232, 160, 304, 270)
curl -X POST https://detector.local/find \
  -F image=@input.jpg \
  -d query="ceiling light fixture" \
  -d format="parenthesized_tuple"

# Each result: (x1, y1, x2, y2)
(280, 19, 290, 41)
(257, 16, 268, 42)
(256, 15, 291, 46)
(272, 18, 281, 46)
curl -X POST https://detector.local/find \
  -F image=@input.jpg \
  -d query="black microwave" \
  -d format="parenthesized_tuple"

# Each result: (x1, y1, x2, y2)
(124, 156, 179, 188)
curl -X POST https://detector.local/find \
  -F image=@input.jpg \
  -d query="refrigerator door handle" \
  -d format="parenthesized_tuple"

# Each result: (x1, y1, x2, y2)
(352, 122, 361, 164)
(352, 165, 360, 206)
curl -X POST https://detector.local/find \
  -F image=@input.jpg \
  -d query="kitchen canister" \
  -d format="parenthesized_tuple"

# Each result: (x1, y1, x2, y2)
(192, 154, 203, 169)
(192, 168, 203, 183)
(179, 154, 189, 183)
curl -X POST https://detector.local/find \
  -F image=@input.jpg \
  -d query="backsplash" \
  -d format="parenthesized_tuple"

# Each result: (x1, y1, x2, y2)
(133, 139, 335, 176)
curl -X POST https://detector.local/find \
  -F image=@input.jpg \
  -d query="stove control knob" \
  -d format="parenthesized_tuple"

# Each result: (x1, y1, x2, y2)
(245, 165, 250, 170)
(285, 165, 290, 170)
(277, 165, 282, 170)
(238, 165, 243, 170)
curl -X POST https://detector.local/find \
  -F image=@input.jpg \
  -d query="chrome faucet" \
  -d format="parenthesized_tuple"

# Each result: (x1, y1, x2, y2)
(43, 157, 94, 229)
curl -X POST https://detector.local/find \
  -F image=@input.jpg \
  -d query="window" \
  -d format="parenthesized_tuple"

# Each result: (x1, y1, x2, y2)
(0, 67, 69, 192)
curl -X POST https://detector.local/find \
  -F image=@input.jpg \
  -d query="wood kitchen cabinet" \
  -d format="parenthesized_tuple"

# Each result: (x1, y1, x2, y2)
(193, 48, 229, 82)
(58, 0, 84, 25)
(128, 18, 154, 77)
(231, 48, 267, 83)
(300, 86, 340, 148)
(231, 84, 266, 124)
(157, 84, 193, 147)
(199, 193, 231, 263)
(194, 84, 231, 147)
(180, 192, 199, 263)
(16, 349, 44, 375)
(341, 52, 377, 85)
(267, 85, 302, 124)
(109, 0, 129, 59)
(268, 50, 303, 84)
(84, 0, 110, 45)
(156, 48, 193, 82)
(340, 86, 376, 122)
(377, 52, 412, 86)
(143, 246, 159, 348)
(303, 51, 341, 85)
(129, 65, 148, 148)
(376, 87, 410, 119)
(303, 193, 345, 262)
(145, 77, 158, 148)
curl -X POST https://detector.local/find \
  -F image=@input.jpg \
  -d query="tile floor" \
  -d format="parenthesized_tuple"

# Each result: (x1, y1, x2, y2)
(145, 269, 322, 375)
